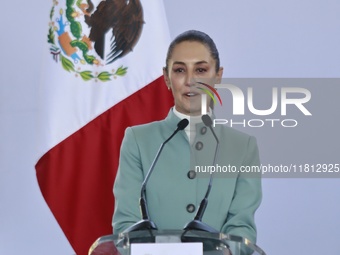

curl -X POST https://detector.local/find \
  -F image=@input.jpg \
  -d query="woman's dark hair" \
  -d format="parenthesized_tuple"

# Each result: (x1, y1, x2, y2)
(165, 30, 220, 73)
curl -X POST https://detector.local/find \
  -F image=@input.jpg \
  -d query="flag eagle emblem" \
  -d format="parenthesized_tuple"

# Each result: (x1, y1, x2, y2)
(47, 0, 144, 82)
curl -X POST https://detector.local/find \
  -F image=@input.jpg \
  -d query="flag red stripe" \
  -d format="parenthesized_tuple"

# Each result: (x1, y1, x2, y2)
(36, 76, 173, 255)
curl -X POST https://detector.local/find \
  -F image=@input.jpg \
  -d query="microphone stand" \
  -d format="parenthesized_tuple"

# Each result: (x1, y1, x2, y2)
(124, 119, 189, 233)
(183, 114, 219, 233)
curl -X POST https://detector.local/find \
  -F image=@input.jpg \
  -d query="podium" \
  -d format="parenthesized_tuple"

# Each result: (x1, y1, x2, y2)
(88, 230, 266, 255)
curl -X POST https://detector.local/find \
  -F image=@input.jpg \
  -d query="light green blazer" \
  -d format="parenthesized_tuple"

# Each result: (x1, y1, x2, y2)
(112, 109, 262, 243)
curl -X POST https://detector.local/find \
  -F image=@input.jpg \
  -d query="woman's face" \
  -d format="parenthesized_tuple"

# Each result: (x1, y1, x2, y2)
(164, 41, 223, 116)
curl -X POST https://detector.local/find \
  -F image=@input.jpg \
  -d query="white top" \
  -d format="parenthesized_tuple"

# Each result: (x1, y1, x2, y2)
(172, 107, 212, 144)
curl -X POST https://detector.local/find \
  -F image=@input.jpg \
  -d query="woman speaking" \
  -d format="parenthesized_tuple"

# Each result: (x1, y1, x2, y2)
(112, 30, 262, 244)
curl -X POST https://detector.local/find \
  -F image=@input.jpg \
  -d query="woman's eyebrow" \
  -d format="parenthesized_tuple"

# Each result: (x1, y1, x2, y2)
(172, 61, 186, 65)
(194, 60, 209, 65)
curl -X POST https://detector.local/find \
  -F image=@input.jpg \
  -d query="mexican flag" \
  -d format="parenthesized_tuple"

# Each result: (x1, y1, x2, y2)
(35, 1, 173, 254)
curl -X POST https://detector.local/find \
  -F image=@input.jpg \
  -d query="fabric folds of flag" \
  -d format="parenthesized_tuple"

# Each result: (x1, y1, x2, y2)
(35, 1, 173, 255)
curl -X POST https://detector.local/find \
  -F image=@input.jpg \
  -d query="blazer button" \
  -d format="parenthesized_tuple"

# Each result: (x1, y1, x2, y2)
(186, 204, 196, 213)
(200, 126, 207, 135)
(187, 170, 196, 179)
(195, 141, 203, 150)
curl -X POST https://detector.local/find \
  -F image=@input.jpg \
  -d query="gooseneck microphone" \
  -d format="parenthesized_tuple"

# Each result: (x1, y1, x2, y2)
(183, 114, 219, 233)
(124, 118, 189, 233)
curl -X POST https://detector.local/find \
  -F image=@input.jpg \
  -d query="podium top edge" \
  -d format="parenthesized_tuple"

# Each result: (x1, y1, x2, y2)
(90, 229, 266, 255)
